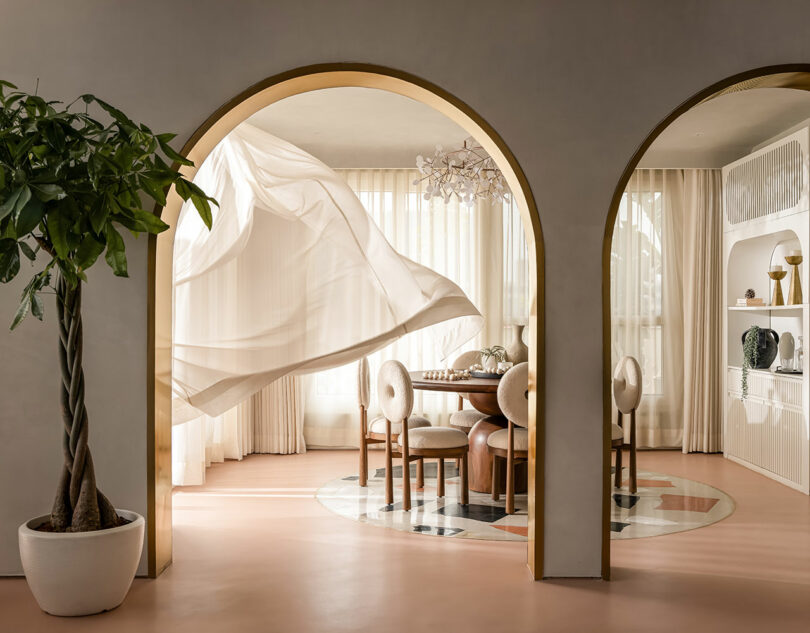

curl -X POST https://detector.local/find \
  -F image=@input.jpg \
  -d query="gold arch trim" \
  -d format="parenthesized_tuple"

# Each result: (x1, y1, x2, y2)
(148, 64, 546, 578)
(601, 64, 810, 579)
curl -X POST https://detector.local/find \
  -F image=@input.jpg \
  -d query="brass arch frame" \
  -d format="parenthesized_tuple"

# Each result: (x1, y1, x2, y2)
(601, 64, 810, 578)
(147, 64, 546, 579)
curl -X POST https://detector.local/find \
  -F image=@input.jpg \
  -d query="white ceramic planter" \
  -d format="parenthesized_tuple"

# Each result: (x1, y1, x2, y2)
(18, 509, 144, 616)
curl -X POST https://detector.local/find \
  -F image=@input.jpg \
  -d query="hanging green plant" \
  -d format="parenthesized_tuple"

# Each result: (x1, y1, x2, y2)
(741, 325, 760, 399)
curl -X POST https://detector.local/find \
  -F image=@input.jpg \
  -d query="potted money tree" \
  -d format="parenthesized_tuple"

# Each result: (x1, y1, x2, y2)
(0, 81, 214, 616)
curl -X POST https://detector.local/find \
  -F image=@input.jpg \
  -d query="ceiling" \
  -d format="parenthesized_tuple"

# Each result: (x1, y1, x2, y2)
(245, 87, 469, 168)
(245, 86, 810, 171)
(639, 88, 810, 168)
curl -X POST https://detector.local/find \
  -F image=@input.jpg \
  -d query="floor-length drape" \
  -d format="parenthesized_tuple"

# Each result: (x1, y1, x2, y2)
(240, 376, 305, 454)
(611, 169, 721, 450)
(682, 170, 723, 453)
(304, 169, 529, 447)
(172, 407, 251, 486)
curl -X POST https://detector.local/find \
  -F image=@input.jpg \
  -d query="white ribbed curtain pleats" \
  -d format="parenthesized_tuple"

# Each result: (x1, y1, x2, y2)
(240, 376, 305, 454)
(303, 169, 529, 447)
(611, 169, 722, 450)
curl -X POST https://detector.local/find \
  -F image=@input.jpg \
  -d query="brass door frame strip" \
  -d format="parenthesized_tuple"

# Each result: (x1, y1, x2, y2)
(601, 64, 810, 580)
(147, 63, 546, 579)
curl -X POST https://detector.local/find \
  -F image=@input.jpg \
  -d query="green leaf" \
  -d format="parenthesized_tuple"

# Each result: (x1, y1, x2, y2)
(0, 187, 26, 222)
(104, 222, 128, 277)
(75, 234, 105, 270)
(18, 241, 36, 261)
(10, 295, 29, 330)
(30, 292, 44, 320)
(14, 196, 45, 236)
(158, 139, 193, 166)
(46, 206, 71, 258)
(0, 239, 20, 282)
(30, 183, 65, 202)
(190, 194, 213, 229)
(129, 208, 169, 234)
(138, 175, 167, 206)
(89, 198, 110, 234)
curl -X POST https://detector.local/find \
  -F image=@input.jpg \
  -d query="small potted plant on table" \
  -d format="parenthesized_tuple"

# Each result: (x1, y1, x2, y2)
(0, 81, 215, 616)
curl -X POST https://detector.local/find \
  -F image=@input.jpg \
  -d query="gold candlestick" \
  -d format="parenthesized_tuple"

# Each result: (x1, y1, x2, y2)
(769, 269, 787, 306)
(786, 254, 803, 305)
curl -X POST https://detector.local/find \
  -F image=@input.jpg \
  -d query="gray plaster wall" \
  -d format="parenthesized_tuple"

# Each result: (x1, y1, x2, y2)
(1, 0, 810, 577)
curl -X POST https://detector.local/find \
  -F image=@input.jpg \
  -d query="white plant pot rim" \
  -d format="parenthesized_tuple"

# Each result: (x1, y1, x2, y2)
(20, 508, 144, 536)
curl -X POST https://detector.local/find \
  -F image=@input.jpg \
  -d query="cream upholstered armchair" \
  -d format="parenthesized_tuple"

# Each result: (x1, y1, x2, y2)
(487, 362, 528, 514)
(448, 350, 487, 433)
(378, 360, 469, 511)
(357, 357, 430, 496)
(612, 356, 642, 493)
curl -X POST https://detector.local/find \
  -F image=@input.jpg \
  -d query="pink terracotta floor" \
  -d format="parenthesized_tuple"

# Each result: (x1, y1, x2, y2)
(1, 450, 809, 632)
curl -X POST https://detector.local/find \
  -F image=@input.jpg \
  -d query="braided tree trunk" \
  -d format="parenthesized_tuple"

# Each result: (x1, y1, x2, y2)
(50, 275, 121, 532)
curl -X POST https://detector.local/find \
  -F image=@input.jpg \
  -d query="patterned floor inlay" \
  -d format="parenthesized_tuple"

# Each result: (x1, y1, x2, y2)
(316, 467, 735, 541)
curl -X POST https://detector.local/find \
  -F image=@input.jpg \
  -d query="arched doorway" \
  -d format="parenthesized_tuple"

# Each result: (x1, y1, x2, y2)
(148, 64, 545, 578)
(601, 65, 810, 577)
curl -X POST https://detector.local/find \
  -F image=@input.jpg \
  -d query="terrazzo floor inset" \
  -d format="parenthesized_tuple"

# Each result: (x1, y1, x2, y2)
(316, 464, 735, 540)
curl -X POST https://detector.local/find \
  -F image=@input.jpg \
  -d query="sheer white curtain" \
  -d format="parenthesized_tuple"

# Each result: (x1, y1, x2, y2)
(611, 169, 721, 450)
(304, 169, 530, 447)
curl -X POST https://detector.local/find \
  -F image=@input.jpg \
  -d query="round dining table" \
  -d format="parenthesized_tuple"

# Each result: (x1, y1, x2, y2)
(409, 371, 527, 494)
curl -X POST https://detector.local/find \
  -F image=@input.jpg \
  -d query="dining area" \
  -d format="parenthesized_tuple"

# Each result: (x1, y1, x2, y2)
(316, 345, 531, 541)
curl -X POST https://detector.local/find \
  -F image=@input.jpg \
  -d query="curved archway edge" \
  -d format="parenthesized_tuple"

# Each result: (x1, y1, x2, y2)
(601, 64, 810, 578)
(148, 64, 546, 578)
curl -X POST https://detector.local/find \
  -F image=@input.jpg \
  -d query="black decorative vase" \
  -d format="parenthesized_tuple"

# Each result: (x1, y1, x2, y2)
(741, 327, 779, 369)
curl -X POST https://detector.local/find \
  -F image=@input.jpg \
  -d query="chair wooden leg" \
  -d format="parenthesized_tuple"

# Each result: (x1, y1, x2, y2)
(491, 454, 500, 501)
(460, 451, 469, 505)
(506, 422, 515, 514)
(437, 458, 445, 497)
(384, 419, 393, 505)
(401, 419, 411, 511)
(455, 457, 460, 470)
(614, 445, 622, 489)
(416, 458, 424, 490)
(359, 407, 368, 487)
(629, 409, 637, 494)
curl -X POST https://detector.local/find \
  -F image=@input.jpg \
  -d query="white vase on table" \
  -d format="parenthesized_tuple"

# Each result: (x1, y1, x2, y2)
(505, 324, 528, 364)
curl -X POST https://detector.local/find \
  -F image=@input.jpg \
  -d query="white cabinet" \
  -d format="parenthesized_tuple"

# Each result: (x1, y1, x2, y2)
(722, 128, 810, 494)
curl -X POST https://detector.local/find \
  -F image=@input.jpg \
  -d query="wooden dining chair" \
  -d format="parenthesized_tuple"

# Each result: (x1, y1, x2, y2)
(487, 362, 528, 514)
(357, 357, 430, 496)
(612, 355, 642, 494)
(378, 360, 469, 511)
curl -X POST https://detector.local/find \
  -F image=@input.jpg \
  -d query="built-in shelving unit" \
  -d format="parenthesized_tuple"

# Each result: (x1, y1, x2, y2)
(722, 126, 810, 494)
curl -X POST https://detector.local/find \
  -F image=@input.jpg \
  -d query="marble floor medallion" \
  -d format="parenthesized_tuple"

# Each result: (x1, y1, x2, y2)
(316, 462, 735, 541)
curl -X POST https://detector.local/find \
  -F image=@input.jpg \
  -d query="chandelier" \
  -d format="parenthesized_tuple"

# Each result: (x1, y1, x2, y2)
(414, 138, 510, 207)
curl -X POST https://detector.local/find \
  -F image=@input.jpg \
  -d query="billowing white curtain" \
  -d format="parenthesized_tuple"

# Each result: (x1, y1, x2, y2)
(611, 169, 721, 450)
(171, 127, 484, 483)
(304, 170, 530, 447)
(172, 125, 482, 422)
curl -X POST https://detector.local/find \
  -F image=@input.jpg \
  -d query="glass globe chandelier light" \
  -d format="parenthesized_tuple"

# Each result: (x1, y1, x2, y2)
(414, 137, 510, 207)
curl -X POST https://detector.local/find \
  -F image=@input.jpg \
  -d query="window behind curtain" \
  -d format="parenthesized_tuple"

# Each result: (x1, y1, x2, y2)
(611, 187, 664, 396)
(303, 169, 530, 447)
